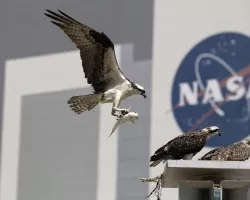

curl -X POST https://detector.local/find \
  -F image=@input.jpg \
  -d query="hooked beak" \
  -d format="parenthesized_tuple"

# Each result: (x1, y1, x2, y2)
(142, 93, 147, 99)
(217, 131, 221, 136)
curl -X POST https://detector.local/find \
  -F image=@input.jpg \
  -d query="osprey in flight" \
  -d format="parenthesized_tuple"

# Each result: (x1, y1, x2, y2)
(44, 9, 146, 117)
(199, 138, 250, 161)
(150, 126, 221, 167)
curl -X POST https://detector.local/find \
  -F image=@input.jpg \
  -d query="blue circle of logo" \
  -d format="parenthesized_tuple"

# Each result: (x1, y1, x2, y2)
(171, 32, 250, 147)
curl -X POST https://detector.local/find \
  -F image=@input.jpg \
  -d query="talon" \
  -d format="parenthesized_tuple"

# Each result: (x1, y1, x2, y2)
(121, 110, 129, 116)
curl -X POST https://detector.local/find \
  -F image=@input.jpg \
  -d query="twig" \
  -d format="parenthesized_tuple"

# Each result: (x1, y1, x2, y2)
(140, 176, 161, 183)
(140, 174, 164, 200)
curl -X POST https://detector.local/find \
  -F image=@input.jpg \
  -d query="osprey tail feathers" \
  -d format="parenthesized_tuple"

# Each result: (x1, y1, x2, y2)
(149, 160, 162, 167)
(150, 152, 174, 167)
(150, 154, 164, 167)
(67, 93, 101, 114)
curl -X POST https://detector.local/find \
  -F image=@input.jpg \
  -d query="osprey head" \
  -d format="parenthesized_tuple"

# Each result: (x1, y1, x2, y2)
(201, 126, 221, 138)
(243, 138, 250, 146)
(131, 82, 146, 99)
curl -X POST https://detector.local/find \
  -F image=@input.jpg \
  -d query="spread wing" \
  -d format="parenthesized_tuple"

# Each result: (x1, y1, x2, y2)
(44, 9, 128, 93)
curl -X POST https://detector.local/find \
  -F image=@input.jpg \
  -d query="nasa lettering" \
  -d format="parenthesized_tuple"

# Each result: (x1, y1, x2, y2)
(171, 32, 250, 147)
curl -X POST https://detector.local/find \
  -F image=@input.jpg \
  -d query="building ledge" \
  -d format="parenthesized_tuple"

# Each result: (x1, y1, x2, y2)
(162, 160, 250, 188)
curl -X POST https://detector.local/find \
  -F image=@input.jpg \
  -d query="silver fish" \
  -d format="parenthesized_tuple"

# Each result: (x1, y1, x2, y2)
(108, 107, 139, 138)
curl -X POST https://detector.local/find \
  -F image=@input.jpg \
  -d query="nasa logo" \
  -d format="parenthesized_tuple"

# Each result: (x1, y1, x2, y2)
(171, 32, 250, 147)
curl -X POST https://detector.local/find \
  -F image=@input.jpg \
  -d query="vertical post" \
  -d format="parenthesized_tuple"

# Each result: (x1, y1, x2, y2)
(221, 180, 250, 200)
(178, 181, 214, 200)
(213, 186, 221, 200)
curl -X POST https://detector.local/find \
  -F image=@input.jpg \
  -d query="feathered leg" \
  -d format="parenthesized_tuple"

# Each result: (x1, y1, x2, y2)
(111, 92, 129, 117)
(183, 153, 194, 160)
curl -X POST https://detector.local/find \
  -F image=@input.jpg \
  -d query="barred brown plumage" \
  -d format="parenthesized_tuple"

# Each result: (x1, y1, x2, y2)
(150, 126, 221, 167)
(199, 138, 250, 161)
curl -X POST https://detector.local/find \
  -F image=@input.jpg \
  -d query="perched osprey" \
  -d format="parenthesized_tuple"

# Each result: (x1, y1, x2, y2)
(150, 126, 221, 167)
(199, 138, 250, 161)
(44, 9, 146, 117)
